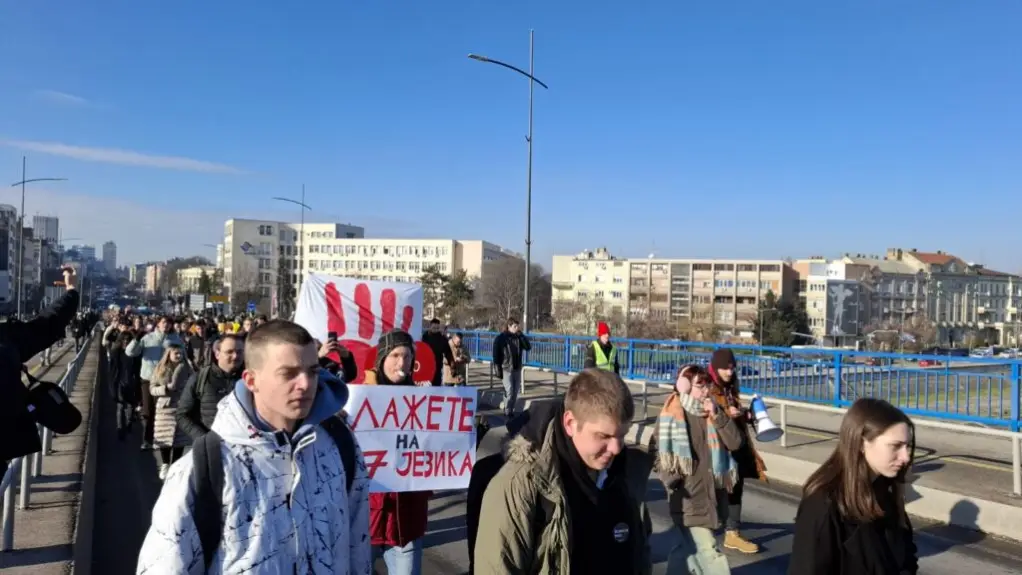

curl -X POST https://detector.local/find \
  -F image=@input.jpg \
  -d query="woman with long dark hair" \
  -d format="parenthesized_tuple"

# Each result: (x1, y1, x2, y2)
(789, 398, 918, 575)
(707, 348, 766, 554)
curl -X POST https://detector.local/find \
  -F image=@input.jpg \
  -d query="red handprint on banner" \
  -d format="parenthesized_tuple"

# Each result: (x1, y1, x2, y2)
(324, 281, 435, 384)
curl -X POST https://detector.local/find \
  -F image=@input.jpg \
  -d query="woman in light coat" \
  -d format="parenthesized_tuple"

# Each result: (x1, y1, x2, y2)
(150, 342, 194, 480)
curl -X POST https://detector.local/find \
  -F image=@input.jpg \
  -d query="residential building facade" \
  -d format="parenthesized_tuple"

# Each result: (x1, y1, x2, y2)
(145, 263, 167, 294)
(103, 241, 117, 273)
(552, 248, 798, 335)
(176, 265, 215, 293)
(32, 216, 59, 244)
(797, 248, 1022, 347)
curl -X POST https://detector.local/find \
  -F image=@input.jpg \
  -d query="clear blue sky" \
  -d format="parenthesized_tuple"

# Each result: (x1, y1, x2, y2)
(1, 1, 1019, 270)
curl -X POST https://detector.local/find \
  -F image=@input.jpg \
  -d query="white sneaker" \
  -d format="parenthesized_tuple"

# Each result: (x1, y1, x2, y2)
(158, 464, 169, 480)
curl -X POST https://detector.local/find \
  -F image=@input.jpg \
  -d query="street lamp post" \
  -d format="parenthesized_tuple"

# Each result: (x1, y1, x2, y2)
(468, 30, 549, 332)
(10, 156, 67, 318)
(272, 188, 312, 314)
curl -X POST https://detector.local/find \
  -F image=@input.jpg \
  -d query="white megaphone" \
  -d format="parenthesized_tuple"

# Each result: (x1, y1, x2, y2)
(750, 395, 783, 443)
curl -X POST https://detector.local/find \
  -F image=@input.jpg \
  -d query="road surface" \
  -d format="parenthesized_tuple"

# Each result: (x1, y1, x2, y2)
(90, 405, 1022, 574)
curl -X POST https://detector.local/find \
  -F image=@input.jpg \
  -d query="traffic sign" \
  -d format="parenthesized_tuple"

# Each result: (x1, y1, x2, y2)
(247, 301, 256, 312)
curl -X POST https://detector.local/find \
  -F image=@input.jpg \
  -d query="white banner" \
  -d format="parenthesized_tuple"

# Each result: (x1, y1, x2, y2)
(294, 275, 433, 384)
(294, 274, 423, 346)
(345, 385, 478, 493)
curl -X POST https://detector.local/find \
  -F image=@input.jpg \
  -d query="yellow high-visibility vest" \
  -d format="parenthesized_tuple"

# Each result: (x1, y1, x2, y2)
(592, 341, 616, 371)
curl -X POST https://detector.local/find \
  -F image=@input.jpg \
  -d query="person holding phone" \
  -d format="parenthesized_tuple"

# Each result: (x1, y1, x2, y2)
(318, 331, 358, 382)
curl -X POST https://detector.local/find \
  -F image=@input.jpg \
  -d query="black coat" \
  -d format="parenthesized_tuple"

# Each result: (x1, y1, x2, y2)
(0, 290, 81, 461)
(789, 480, 918, 575)
(175, 364, 237, 440)
(107, 344, 141, 404)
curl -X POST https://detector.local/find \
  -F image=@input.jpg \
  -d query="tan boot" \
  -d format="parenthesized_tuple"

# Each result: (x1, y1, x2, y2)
(724, 530, 760, 554)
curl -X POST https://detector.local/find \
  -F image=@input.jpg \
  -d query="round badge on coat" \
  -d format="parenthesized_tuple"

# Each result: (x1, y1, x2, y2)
(612, 522, 630, 543)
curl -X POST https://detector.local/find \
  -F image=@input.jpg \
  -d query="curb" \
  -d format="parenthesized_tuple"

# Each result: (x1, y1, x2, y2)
(71, 339, 101, 575)
(473, 382, 1022, 543)
(755, 450, 1022, 543)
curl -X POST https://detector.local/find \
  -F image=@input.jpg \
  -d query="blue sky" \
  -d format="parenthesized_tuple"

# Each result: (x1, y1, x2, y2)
(1, 1, 1020, 270)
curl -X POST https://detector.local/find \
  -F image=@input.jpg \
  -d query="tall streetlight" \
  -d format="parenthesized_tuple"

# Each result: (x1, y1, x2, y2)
(10, 156, 67, 317)
(273, 186, 312, 302)
(468, 30, 549, 332)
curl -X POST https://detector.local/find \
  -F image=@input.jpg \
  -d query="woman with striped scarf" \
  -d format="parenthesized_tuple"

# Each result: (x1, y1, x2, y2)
(653, 365, 744, 574)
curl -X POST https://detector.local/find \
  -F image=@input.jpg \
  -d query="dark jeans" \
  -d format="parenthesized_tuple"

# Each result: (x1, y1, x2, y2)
(727, 476, 744, 531)
(115, 401, 134, 431)
(140, 380, 155, 445)
(159, 447, 184, 466)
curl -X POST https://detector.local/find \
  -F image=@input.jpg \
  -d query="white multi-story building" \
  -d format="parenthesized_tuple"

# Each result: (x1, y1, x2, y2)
(32, 216, 59, 243)
(102, 241, 117, 273)
(551, 247, 798, 335)
(795, 258, 872, 346)
(176, 265, 216, 293)
(222, 218, 519, 310)
(799, 248, 1022, 347)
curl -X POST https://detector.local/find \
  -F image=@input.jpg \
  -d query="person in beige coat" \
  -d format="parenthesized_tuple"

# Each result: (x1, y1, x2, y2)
(150, 341, 194, 480)
(443, 332, 471, 386)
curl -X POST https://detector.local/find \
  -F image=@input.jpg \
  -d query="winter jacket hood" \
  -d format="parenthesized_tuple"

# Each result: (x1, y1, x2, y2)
(136, 369, 371, 575)
(222, 367, 348, 443)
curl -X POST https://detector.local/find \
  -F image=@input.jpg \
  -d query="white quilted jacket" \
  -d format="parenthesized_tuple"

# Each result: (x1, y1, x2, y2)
(136, 377, 372, 575)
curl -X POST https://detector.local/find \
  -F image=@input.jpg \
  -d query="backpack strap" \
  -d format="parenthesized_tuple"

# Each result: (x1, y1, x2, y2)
(190, 431, 225, 571)
(320, 416, 357, 494)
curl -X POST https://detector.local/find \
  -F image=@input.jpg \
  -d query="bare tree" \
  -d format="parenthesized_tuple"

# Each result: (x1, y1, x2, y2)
(477, 258, 548, 328)
(229, 262, 264, 312)
(552, 299, 604, 335)
(627, 315, 677, 340)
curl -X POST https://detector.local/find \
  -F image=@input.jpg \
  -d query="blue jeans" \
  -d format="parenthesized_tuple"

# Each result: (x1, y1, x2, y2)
(373, 539, 423, 575)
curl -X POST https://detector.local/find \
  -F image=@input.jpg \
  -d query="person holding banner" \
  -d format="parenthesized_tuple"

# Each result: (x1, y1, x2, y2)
(360, 329, 431, 575)
(474, 369, 654, 575)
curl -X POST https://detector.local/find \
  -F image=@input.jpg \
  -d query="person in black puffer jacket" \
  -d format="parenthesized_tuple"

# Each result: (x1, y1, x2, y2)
(0, 268, 81, 477)
(175, 333, 244, 440)
(108, 331, 143, 440)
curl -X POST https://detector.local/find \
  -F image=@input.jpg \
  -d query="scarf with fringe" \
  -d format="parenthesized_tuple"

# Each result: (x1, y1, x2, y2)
(656, 392, 738, 491)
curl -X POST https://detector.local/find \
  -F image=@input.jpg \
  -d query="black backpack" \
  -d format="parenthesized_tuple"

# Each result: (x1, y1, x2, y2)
(190, 415, 357, 570)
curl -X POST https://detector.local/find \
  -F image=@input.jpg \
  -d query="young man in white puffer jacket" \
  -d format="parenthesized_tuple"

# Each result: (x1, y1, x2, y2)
(136, 320, 372, 575)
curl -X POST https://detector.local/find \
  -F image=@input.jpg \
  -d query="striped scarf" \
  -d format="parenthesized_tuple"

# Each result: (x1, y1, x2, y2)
(655, 392, 738, 491)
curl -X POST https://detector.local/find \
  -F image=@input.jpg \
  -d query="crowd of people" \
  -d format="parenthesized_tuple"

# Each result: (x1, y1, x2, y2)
(98, 308, 919, 575)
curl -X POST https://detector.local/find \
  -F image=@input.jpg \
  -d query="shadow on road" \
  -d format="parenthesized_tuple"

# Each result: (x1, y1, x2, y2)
(90, 370, 164, 575)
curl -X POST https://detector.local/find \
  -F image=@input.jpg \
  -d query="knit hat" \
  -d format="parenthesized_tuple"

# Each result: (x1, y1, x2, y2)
(375, 330, 415, 382)
(710, 348, 736, 370)
(597, 321, 610, 338)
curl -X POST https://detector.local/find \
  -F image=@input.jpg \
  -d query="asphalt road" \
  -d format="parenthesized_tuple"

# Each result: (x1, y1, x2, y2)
(421, 475, 1022, 575)
(91, 412, 1022, 575)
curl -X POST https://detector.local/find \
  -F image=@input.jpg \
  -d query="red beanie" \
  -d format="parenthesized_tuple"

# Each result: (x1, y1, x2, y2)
(597, 321, 610, 338)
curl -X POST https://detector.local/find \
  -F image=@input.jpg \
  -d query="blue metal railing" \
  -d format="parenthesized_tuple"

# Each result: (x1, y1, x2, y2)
(458, 330, 1022, 430)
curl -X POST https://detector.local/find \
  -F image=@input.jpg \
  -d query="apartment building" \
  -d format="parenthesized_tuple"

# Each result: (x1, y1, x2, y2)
(176, 265, 215, 293)
(128, 263, 147, 285)
(103, 241, 117, 273)
(552, 248, 797, 335)
(32, 216, 59, 243)
(145, 263, 167, 294)
(798, 248, 1022, 347)
(794, 258, 874, 346)
(222, 218, 520, 306)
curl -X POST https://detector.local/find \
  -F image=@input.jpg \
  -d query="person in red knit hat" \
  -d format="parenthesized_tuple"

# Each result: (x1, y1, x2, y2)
(584, 321, 620, 374)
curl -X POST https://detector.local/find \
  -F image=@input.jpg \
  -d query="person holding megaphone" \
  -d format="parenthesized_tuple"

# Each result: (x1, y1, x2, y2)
(707, 348, 768, 555)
